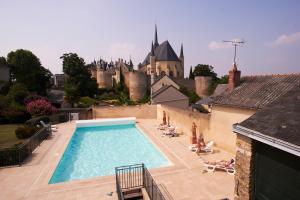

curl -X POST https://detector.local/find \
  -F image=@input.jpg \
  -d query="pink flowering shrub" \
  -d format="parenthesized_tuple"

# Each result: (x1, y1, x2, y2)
(26, 99, 57, 116)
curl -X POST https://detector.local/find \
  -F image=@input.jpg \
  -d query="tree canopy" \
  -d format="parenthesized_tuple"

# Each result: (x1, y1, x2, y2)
(192, 64, 217, 79)
(7, 49, 52, 96)
(60, 53, 98, 102)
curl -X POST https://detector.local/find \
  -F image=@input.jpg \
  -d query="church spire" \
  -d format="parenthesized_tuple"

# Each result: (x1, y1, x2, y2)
(151, 41, 155, 56)
(154, 24, 159, 48)
(180, 43, 184, 58)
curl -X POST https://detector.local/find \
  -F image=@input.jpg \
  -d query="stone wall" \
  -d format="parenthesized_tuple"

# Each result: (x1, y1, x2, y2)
(157, 105, 210, 139)
(235, 134, 255, 200)
(93, 105, 157, 119)
(195, 76, 212, 97)
(158, 105, 255, 153)
(209, 106, 255, 152)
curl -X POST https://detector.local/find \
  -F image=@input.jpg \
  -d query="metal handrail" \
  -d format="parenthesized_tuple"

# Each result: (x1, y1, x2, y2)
(115, 163, 168, 200)
(0, 127, 50, 167)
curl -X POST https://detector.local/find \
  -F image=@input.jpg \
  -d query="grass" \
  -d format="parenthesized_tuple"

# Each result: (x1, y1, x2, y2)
(0, 124, 25, 148)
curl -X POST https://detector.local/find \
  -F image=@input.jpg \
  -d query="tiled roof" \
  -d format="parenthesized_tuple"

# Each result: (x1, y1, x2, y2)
(213, 74, 300, 109)
(239, 85, 300, 147)
(142, 40, 180, 65)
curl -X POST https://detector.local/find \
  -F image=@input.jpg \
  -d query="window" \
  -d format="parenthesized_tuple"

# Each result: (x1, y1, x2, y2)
(169, 71, 174, 77)
(160, 71, 166, 76)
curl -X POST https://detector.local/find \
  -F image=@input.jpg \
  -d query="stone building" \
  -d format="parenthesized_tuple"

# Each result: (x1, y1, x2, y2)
(233, 85, 300, 200)
(205, 63, 300, 153)
(53, 74, 65, 89)
(139, 25, 184, 79)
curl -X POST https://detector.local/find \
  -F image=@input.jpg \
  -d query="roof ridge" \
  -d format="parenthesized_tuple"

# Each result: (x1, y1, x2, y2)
(242, 73, 300, 78)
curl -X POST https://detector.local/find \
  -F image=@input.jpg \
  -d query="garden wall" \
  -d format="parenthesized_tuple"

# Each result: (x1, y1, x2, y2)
(93, 105, 157, 119)
(158, 105, 255, 153)
(157, 104, 210, 140)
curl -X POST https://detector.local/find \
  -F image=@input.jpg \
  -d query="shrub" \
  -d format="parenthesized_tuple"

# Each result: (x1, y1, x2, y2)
(24, 94, 48, 105)
(15, 125, 39, 139)
(26, 115, 50, 126)
(0, 107, 31, 123)
(78, 96, 98, 108)
(26, 99, 57, 116)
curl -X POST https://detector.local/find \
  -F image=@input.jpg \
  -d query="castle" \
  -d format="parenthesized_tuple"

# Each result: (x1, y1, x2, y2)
(91, 25, 213, 103)
(138, 25, 184, 79)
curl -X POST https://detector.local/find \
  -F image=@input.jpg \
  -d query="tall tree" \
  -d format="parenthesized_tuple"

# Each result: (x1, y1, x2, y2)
(60, 53, 98, 100)
(7, 49, 52, 96)
(189, 66, 194, 79)
(192, 64, 217, 79)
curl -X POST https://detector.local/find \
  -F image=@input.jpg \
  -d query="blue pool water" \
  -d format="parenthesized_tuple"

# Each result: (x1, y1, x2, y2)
(49, 124, 170, 184)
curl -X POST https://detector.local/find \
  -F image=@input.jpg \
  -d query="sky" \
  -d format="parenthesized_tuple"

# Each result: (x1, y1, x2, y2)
(0, 0, 300, 77)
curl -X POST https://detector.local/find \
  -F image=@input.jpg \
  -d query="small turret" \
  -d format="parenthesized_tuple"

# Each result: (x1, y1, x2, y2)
(150, 41, 156, 75)
(179, 43, 184, 78)
(154, 24, 159, 48)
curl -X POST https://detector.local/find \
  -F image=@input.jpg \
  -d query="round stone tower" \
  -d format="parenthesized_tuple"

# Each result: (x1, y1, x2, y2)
(97, 70, 112, 89)
(195, 76, 212, 97)
(129, 71, 147, 101)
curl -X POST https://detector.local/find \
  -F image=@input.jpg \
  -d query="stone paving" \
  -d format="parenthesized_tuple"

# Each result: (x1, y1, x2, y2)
(0, 119, 234, 200)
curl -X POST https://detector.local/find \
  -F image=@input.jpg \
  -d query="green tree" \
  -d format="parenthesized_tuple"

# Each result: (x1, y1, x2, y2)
(7, 49, 52, 95)
(64, 83, 80, 107)
(60, 53, 98, 105)
(219, 75, 229, 84)
(193, 64, 217, 79)
(7, 83, 29, 105)
(189, 66, 194, 79)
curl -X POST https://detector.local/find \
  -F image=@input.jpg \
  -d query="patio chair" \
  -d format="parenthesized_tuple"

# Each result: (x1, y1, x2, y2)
(40, 121, 58, 132)
(203, 159, 235, 175)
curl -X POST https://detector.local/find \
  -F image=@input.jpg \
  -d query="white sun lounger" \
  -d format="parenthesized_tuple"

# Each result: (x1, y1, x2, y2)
(189, 141, 214, 153)
(204, 159, 235, 175)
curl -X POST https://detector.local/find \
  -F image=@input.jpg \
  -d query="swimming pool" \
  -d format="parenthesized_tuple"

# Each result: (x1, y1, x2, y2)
(49, 121, 170, 184)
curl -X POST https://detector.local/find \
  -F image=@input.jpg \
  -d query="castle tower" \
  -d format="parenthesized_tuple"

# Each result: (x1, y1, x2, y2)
(150, 41, 156, 74)
(154, 24, 159, 48)
(179, 43, 184, 77)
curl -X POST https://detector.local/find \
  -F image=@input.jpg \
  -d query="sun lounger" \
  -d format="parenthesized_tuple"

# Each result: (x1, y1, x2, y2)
(189, 141, 214, 153)
(162, 127, 178, 137)
(157, 124, 168, 130)
(204, 159, 235, 175)
(40, 121, 58, 132)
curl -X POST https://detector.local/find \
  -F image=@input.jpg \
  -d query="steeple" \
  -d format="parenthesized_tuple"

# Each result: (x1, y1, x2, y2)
(151, 41, 155, 56)
(154, 24, 159, 48)
(180, 43, 184, 58)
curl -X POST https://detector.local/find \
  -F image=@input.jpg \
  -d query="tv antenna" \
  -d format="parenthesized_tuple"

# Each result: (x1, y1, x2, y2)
(223, 39, 245, 64)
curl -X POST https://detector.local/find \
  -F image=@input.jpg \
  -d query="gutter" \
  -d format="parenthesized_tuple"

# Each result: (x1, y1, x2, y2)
(233, 124, 300, 157)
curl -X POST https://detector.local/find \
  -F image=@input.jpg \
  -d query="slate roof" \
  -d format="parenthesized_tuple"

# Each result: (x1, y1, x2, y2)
(213, 74, 300, 110)
(195, 84, 228, 105)
(152, 85, 171, 98)
(142, 40, 180, 66)
(238, 85, 300, 147)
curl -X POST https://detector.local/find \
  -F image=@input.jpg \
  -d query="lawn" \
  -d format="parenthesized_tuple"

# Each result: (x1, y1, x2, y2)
(0, 124, 25, 148)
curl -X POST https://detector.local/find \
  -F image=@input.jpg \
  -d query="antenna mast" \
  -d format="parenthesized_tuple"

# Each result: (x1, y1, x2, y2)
(223, 39, 245, 64)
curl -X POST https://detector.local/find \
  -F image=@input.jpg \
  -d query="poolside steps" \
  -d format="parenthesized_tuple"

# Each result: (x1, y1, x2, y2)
(123, 188, 143, 199)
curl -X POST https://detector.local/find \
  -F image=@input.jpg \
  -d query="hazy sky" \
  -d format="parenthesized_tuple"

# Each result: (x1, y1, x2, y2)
(1, 0, 299, 77)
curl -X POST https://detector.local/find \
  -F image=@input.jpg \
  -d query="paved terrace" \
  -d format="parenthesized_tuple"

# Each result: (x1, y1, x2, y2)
(0, 119, 234, 200)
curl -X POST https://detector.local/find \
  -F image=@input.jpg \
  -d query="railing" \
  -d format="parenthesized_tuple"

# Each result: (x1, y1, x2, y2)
(0, 127, 50, 167)
(143, 167, 167, 200)
(115, 163, 168, 200)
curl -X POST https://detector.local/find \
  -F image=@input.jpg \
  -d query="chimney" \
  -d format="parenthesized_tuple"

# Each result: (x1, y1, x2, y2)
(228, 63, 241, 92)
